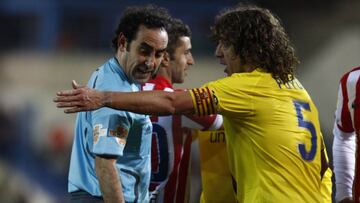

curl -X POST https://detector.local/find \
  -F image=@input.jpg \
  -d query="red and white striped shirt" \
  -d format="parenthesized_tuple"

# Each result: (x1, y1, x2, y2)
(142, 76, 223, 203)
(333, 66, 360, 203)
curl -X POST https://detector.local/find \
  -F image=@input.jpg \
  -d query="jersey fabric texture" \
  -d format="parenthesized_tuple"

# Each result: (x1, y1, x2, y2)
(320, 147, 333, 203)
(143, 75, 222, 203)
(195, 129, 236, 203)
(68, 58, 152, 203)
(196, 129, 332, 203)
(190, 68, 325, 203)
(333, 66, 360, 202)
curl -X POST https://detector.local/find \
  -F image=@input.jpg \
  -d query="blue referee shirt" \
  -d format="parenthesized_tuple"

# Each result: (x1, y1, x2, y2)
(68, 58, 152, 203)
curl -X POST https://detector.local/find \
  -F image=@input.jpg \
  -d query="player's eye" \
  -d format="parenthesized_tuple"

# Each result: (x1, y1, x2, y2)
(155, 51, 165, 58)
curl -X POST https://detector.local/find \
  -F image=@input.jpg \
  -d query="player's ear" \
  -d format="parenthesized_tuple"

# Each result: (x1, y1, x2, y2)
(161, 51, 170, 67)
(117, 33, 127, 51)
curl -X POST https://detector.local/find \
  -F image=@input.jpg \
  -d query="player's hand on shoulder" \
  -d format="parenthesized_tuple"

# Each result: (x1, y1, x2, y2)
(54, 80, 105, 113)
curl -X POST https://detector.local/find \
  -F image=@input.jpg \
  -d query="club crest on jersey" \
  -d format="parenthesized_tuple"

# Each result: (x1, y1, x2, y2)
(109, 125, 128, 145)
(199, 91, 209, 99)
(93, 124, 107, 144)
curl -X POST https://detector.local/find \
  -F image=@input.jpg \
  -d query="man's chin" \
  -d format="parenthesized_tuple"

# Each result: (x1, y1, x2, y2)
(134, 77, 151, 84)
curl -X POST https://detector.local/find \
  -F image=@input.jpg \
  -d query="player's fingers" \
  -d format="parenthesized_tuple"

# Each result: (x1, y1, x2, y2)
(54, 94, 83, 102)
(72, 80, 86, 89)
(56, 100, 84, 108)
(64, 107, 84, 114)
(56, 89, 82, 96)
(54, 96, 68, 103)
(53, 96, 64, 103)
(72, 80, 79, 89)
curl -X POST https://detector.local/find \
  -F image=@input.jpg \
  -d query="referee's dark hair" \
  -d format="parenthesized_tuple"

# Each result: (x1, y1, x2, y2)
(112, 4, 171, 51)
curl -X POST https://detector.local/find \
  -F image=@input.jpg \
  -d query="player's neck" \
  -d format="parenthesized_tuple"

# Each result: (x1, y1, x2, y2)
(157, 66, 173, 84)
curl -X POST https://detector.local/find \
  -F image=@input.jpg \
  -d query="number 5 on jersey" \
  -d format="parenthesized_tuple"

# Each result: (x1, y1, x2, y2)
(293, 101, 317, 161)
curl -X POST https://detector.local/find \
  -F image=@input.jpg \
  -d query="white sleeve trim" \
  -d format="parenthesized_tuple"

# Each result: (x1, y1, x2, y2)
(207, 115, 223, 130)
(333, 123, 356, 201)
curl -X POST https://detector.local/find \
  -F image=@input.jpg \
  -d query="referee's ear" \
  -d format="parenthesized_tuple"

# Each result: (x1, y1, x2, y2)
(117, 32, 127, 52)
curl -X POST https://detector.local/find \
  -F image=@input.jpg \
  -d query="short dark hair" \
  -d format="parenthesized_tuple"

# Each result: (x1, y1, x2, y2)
(211, 4, 299, 84)
(166, 18, 192, 60)
(111, 4, 171, 50)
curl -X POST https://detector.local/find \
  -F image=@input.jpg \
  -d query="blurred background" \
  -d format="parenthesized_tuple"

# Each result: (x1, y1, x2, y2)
(0, 0, 359, 202)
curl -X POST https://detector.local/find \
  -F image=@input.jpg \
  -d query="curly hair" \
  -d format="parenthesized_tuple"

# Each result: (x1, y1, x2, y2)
(166, 18, 192, 60)
(111, 4, 171, 50)
(211, 4, 299, 84)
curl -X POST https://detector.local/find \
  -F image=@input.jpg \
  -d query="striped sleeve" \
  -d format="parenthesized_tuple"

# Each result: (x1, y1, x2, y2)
(351, 68, 360, 132)
(189, 87, 218, 116)
(352, 68, 360, 203)
(333, 67, 360, 202)
(335, 72, 354, 132)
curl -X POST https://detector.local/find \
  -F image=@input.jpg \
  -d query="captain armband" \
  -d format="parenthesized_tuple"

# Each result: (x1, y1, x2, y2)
(189, 87, 218, 116)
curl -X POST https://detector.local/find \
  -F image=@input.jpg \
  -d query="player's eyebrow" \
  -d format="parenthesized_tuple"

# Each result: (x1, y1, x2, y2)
(140, 42, 166, 53)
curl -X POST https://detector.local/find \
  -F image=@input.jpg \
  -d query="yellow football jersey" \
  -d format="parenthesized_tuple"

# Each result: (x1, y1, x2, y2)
(195, 129, 236, 203)
(190, 68, 325, 202)
(320, 145, 333, 203)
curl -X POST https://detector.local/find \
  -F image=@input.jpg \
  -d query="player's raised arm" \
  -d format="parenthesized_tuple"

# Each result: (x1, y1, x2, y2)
(54, 80, 195, 115)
